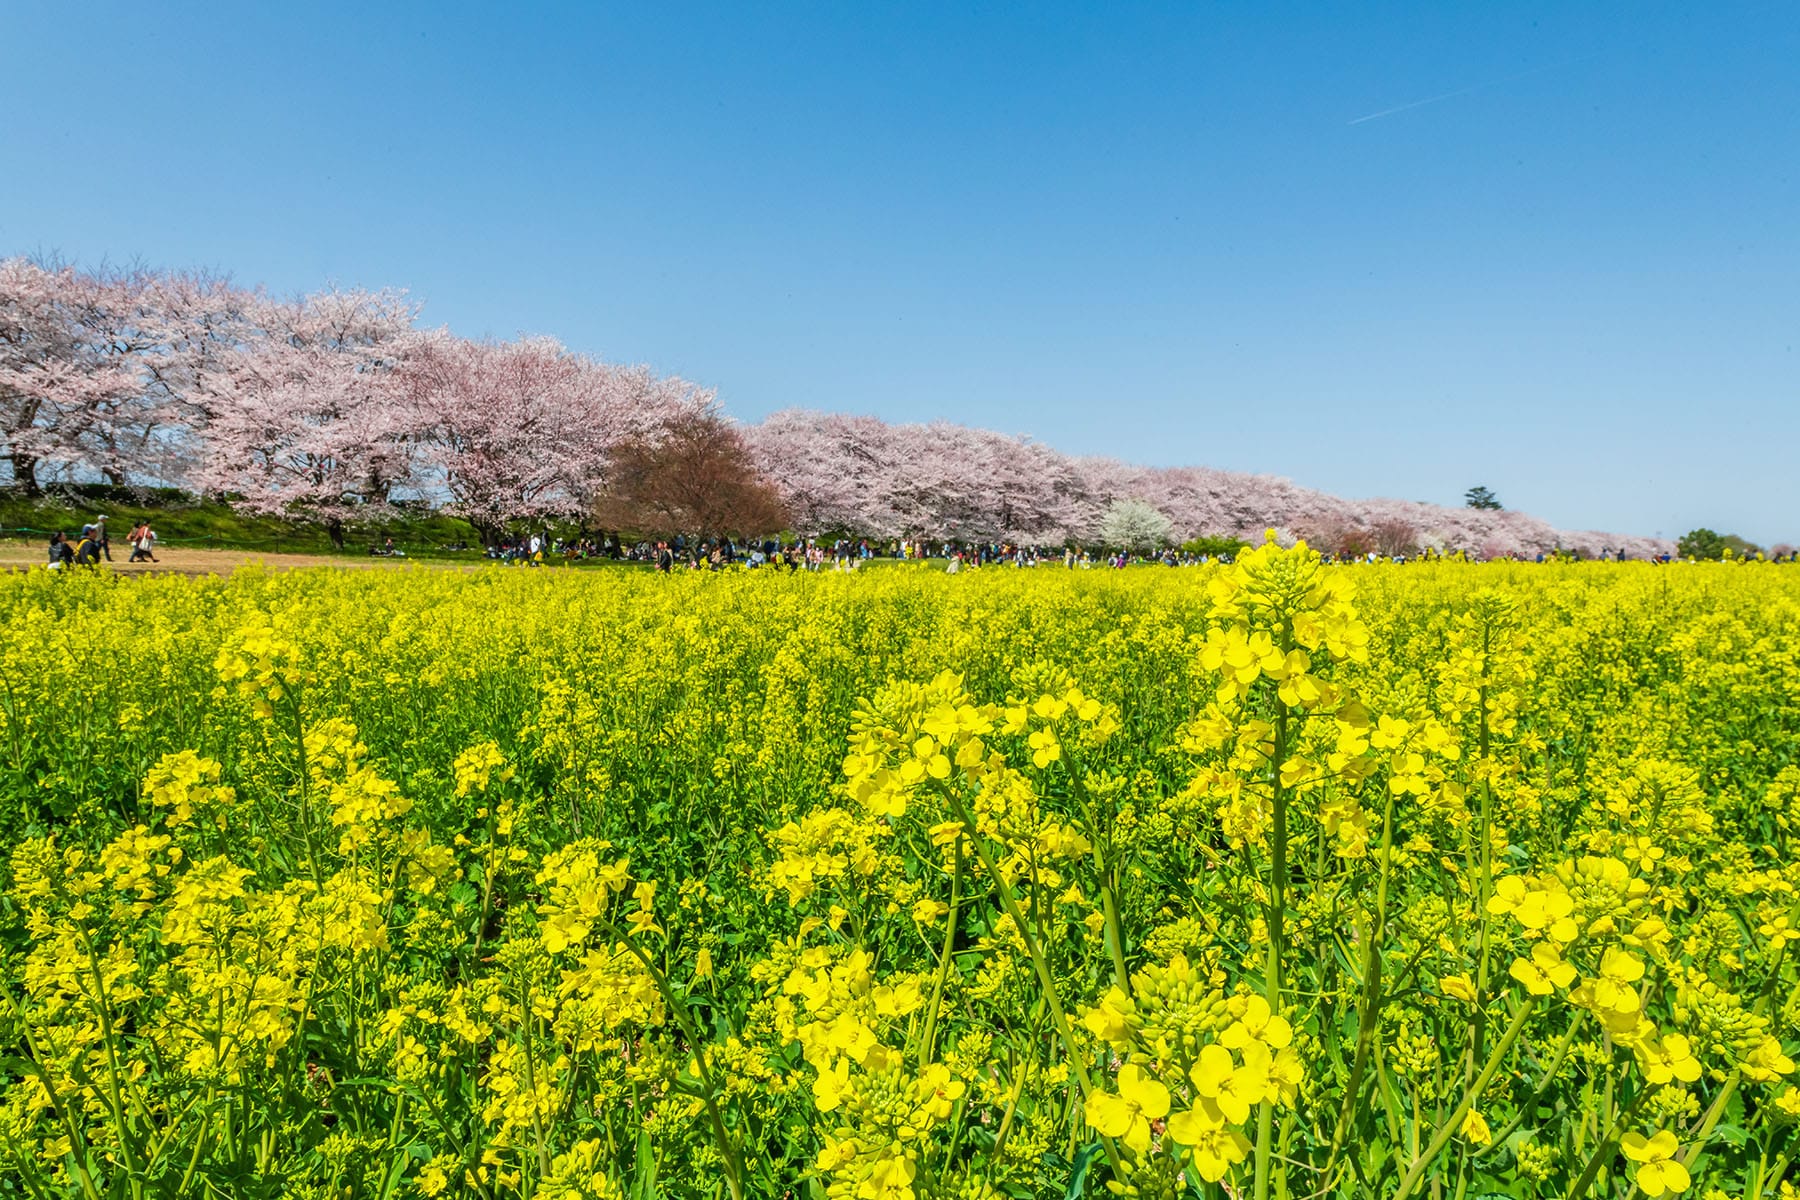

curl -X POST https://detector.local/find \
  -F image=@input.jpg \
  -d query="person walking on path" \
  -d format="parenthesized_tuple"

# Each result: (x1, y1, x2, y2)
(128, 521, 160, 563)
(94, 516, 113, 561)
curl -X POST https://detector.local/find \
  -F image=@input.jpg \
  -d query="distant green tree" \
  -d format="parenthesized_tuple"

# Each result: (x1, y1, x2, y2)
(1675, 528, 1762, 560)
(1464, 485, 1503, 511)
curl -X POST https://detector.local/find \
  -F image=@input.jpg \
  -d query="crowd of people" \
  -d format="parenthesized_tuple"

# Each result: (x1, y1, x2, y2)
(34, 520, 1793, 575)
(43, 516, 160, 570)
(480, 534, 1652, 573)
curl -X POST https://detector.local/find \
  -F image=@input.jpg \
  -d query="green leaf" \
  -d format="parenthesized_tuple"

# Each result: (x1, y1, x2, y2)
(1708, 1123, 1749, 1147)
(1063, 1141, 1103, 1200)
(631, 1128, 659, 1199)
(378, 1149, 416, 1200)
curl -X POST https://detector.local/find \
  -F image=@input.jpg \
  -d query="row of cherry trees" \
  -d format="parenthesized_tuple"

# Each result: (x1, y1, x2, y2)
(1, 259, 716, 544)
(745, 409, 1670, 558)
(4, 257, 1668, 556)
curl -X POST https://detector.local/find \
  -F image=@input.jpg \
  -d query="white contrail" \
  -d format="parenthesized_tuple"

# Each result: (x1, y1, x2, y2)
(1347, 54, 1599, 125)
(1348, 82, 1491, 124)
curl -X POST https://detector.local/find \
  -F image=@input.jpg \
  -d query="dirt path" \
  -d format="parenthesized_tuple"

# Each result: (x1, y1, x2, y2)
(0, 543, 456, 577)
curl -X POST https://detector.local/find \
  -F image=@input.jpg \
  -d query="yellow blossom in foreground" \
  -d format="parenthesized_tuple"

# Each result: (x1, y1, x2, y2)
(1622, 1131, 1691, 1198)
(1084, 1064, 1170, 1154)
(1190, 1043, 1268, 1126)
(1168, 1101, 1252, 1181)
(1510, 942, 1578, 996)
(1440, 973, 1479, 1003)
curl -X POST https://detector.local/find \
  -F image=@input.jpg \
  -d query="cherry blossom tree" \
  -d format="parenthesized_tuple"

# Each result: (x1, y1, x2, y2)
(0, 258, 254, 492)
(403, 334, 709, 543)
(134, 269, 262, 482)
(0, 258, 81, 492)
(566, 362, 717, 513)
(64, 266, 259, 486)
(403, 335, 587, 542)
(950, 426, 1093, 543)
(191, 289, 423, 547)
(5, 259, 1682, 560)
(1292, 514, 1370, 557)
(883, 421, 1025, 541)
(1367, 517, 1420, 557)
(749, 410, 1106, 542)
(1, 259, 151, 492)
(746, 410, 906, 537)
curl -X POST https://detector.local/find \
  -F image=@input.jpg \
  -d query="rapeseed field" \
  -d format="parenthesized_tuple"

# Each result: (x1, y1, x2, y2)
(2, 544, 1796, 1200)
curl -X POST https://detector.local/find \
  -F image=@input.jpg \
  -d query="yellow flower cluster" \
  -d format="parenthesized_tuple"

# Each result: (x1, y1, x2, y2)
(535, 840, 636, 953)
(212, 609, 306, 719)
(1083, 955, 1302, 1182)
(142, 749, 236, 827)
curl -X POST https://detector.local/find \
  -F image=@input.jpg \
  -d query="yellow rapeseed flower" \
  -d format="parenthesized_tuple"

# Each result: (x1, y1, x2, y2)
(1622, 1130, 1691, 1197)
(1084, 1064, 1170, 1154)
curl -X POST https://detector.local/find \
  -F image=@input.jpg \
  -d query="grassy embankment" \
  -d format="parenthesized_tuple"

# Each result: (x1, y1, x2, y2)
(0, 488, 635, 569)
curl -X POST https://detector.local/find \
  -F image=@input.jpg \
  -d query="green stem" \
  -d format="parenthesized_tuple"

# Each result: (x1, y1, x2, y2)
(990, 1048, 1030, 1162)
(1564, 1089, 1647, 1200)
(1474, 1010, 1585, 1158)
(514, 971, 551, 1193)
(1255, 695, 1292, 1200)
(1391, 997, 1537, 1200)
(1322, 789, 1398, 1181)
(4, 987, 105, 1200)
(1762, 1154, 1791, 1200)
(942, 788, 1125, 1178)
(287, 693, 325, 887)
(472, 803, 502, 960)
(921, 841, 963, 1062)
(1063, 744, 1130, 994)
(73, 926, 144, 1198)
(1676, 1075, 1737, 1173)
(604, 923, 747, 1200)
(175, 1114, 213, 1197)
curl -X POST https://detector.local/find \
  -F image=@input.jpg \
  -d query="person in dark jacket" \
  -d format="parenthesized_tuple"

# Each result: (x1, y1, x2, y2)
(73, 526, 102, 566)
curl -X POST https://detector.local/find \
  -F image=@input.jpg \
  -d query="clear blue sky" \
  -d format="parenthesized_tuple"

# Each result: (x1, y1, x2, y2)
(3, 1, 1794, 541)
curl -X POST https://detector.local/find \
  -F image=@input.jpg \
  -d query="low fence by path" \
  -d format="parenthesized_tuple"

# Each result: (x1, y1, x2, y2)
(3, 525, 484, 555)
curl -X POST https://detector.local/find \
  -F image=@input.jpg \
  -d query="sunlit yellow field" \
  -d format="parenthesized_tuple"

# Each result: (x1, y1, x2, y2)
(2, 551, 1797, 1200)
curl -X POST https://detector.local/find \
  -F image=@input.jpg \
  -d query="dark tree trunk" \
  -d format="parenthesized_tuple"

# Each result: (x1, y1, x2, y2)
(467, 516, 500, 548)
(7, 452, 41, 497)
(325, 516, 345, 550)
